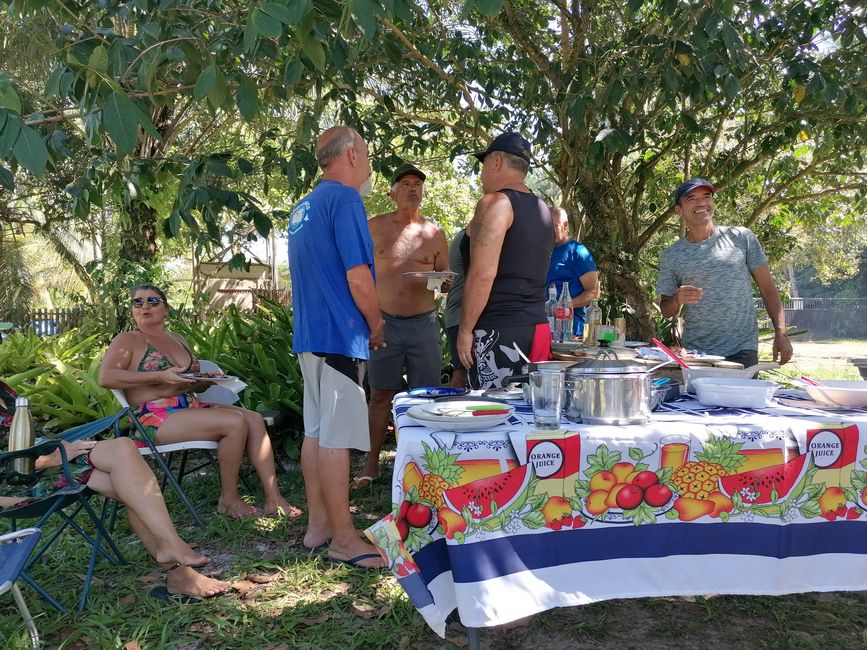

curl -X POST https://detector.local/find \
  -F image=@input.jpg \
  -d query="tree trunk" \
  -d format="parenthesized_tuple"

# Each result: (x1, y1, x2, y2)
(120, 201, 159, 263)
(572, 180, 656, 341)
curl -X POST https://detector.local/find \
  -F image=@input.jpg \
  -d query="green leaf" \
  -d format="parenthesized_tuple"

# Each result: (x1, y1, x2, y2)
(0, 111, 22, 157)
(194, 64, 216, 100)
(208, 67, 228, 109)
(236, 78, 259, 121)
(262, 1, 300, 24)
(283, 58, 303, 86)
(243, 16, 258, 52)
(88, 45, 108, 73)
(474, 0, 504, 16)
(0, 165, 13, 190)
(0, 82, 22, 114)
(12, 125, 48, 176)
(723, 74, 740, 98)
(102, 91, 139, 155)
(299, 33, 326, 71)
(798, 500, 821, 519)
(627, 0, 643, 11)
(349, 0, 379, 38)
(251, 8, 282, 38)
(237, 157, 254, 174)
(628, 447, 644, 461)
(253, 210, 271, 237)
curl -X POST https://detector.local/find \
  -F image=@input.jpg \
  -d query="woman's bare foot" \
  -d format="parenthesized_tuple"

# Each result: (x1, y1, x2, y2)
(263, 497, 303, 518)
(165, 565, 229, 598)
(154, 546, 210, 568)
(217, 497, 260, 519)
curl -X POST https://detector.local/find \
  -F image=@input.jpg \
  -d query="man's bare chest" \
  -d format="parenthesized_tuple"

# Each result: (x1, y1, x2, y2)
(376, 225, 434, 263)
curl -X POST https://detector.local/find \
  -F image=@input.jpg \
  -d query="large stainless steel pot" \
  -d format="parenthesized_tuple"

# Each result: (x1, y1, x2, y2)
(506, 361, 577, 402)
(564, 358, 652, 425)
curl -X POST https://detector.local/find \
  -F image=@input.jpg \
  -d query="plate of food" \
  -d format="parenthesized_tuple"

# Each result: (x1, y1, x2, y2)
(179, 373, 240, 383)
(406, 404, 514, 431)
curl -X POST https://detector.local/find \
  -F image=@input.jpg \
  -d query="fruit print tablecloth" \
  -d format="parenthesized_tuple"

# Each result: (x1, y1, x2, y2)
(366, 392, 867, 637)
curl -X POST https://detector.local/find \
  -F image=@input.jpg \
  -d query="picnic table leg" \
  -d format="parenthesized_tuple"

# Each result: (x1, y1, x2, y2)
(467, 627, 481, 650)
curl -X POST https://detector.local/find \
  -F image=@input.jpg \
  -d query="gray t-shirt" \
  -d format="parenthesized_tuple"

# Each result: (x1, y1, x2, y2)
(656, 225, 768, 357)
(444, 229, 466, 329)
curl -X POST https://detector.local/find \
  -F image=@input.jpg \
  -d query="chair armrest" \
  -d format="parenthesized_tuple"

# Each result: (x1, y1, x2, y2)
(0, 527, 40, 544)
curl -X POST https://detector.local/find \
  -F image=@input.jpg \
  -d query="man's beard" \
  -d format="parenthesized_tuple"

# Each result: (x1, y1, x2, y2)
(359, 179, 372, 196)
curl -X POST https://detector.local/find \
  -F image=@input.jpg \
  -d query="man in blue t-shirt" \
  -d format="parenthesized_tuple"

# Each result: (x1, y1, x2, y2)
(288, 125, 385, 570)
(546, 207, 600, 336)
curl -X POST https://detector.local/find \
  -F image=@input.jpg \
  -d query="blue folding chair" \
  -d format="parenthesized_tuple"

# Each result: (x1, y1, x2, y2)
(0, 527, 42, 648)
(0, 411, 129, 614)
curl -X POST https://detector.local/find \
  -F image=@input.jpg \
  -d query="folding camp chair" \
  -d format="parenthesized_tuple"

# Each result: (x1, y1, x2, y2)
(110, 362, 254, 527)
(0, 411, 129, 614)
(0, 527, 42, 648)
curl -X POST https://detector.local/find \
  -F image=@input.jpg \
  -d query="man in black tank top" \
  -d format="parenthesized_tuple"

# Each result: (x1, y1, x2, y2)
(457, 133, 554, 389)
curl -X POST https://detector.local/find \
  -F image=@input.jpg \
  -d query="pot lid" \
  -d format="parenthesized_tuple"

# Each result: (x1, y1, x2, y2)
(566, 358, 647, 375)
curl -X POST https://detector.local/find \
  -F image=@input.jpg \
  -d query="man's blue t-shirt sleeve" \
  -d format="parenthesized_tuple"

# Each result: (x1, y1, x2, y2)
(569, 242, 597, 277)
(333, 196, 373, 272)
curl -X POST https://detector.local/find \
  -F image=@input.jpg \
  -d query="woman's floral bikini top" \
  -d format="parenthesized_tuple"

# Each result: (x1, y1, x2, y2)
(136, 333, 201, 374)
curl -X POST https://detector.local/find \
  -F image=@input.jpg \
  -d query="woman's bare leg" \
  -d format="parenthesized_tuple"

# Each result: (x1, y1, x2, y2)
(87, 439, 207, 566)
(216, 406, 302, 517)
(153, 408, 253, 517)
(86, 453, 229, 598)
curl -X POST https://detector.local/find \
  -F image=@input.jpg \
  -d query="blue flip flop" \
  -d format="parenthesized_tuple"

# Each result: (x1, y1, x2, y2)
(328, 552, 384, 569)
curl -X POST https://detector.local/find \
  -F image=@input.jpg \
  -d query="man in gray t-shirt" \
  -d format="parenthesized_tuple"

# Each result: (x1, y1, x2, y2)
(656, 178, 793, 367)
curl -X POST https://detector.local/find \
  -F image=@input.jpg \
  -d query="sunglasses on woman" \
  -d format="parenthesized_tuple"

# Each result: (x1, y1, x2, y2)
(131, 296, 164, 308)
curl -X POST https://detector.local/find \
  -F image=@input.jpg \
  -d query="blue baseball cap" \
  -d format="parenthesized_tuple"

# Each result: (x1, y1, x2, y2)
(674, 178, 715, 205)
(472, 132, 532, 164)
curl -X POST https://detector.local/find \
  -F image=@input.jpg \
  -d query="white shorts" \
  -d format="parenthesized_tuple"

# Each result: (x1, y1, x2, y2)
(297, 352, 370, 451)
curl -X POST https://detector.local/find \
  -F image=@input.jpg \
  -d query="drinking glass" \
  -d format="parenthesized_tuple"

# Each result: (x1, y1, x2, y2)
(530, 371, 564, 430)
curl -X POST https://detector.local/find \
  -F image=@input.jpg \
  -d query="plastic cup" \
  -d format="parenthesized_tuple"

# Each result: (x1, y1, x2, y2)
(530, 371, 564, 430)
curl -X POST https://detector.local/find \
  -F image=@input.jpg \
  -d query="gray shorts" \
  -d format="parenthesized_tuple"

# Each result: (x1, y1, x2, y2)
(297, 352, 370, 451)
(368, 310, 442, 390)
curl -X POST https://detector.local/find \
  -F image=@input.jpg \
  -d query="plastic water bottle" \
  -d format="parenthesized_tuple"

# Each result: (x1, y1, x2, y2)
(555, 282, 573, 342)
(545, 284, 558, 339)
(8, 397, 35, 476)
(585, 299, 602, 344)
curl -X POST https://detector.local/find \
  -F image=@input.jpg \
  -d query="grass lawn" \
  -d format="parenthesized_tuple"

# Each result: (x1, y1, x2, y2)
(3, 363, 867, 649)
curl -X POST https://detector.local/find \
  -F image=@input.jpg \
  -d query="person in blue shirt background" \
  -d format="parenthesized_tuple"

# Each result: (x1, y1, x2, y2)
(545, 207, 600, 336)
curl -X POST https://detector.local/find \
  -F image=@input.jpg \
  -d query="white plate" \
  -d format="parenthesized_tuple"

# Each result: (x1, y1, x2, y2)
(693, 377, 777, 408)
(406, 406, 513, 431)
(418, 400, 515, 419)
(402, 271, 457, 279)
(804, 380, 867, 408)
(683, 353, 726, 361)
(482, 387, 526, 402)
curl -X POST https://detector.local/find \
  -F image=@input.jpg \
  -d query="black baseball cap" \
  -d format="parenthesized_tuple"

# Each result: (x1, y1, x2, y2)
(472, 132, 532, 164)
(391, 163, 426, 185)
(674, 178, 715, 205)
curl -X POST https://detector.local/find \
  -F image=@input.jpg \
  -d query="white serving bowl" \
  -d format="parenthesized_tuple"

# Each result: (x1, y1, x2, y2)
(804, 380, 867, 408)
(692, 377, 778, 409)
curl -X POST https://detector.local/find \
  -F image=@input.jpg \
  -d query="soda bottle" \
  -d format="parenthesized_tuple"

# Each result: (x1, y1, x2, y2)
(8, 397, 36, 476)
(545, 283, 558, 339)
(555, 282, 573, 342)
(585, 299, 602, 344)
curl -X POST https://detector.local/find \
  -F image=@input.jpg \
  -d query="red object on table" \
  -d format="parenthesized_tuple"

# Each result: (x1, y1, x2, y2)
(651, 337, 691, 369)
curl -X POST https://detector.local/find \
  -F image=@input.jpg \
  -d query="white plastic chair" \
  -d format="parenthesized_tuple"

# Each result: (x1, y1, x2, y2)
(109, 360, 252, 526)
(0, 528, 42, 648)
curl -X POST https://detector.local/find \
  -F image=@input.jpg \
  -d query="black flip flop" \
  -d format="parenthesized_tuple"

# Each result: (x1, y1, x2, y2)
(328, 552, 385, 569)
(149, 585, 202, 604)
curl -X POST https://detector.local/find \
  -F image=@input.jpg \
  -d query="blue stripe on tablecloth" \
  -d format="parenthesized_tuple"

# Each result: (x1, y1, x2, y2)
(397, 572, 436, 608)
(412, 521, 867, 584)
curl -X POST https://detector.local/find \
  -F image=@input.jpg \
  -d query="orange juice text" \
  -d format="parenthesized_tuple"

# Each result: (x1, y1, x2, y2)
(807, 422, 858, 488)
(527, 430, 581, 499)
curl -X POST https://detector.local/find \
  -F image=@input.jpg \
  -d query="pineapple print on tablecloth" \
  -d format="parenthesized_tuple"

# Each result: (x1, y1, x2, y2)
(671, 435, 746, 499)
(417, 441, 464, 508)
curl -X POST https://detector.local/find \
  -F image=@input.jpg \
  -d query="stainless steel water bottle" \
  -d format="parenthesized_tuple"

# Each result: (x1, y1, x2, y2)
(8, 397, 36, 475)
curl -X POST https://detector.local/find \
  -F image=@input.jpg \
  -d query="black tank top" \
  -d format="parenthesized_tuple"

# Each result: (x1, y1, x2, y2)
(461, 189, 553, 327)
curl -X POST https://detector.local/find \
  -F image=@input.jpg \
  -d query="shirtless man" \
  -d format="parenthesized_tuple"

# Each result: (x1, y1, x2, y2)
(356, 163, 449, 487)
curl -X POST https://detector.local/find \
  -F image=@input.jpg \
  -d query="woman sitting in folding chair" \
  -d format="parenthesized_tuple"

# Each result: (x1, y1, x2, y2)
(0, 432, 229, 601)
(98, 284, 301, 520)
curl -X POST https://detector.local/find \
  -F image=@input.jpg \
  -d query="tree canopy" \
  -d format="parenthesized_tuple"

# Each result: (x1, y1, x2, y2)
(1, 0, 865, 334)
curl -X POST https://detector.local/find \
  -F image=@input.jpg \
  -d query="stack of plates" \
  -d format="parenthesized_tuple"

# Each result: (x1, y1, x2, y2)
(804, 380, 867, 408)
(407, 400, 516, 431)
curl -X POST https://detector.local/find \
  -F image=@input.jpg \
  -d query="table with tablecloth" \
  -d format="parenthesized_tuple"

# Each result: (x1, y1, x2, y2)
(364, 391, 867, 637)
